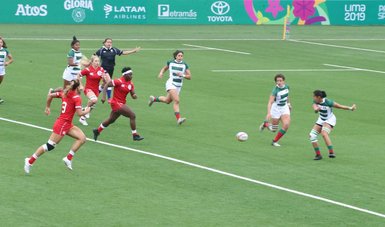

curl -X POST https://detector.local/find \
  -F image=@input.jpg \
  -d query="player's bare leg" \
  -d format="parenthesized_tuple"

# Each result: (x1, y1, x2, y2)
(118, 105, 144, 141)
(272, 115, 290, 146)
(169, 89, 185, 125)
(93, 111, 121, 141)
(0, 76, 5, 104)
(310, 125, 322, 160)
(321, 123, 335, 158)
(63, 126, 87, 170)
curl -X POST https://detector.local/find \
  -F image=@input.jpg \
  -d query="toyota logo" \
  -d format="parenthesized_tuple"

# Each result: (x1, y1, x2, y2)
(211, 1, 230, 16)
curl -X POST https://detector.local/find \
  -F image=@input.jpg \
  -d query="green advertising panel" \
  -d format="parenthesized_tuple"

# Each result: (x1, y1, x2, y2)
(1, 0, 384, 25)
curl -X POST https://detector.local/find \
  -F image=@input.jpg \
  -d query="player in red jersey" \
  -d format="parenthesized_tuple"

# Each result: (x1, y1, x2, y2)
(92, 67, 144, 141)
(24, 80, 91, 174)
(78, 55, 111, 126)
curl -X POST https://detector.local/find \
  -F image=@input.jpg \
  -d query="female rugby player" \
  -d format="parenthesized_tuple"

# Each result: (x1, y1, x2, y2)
(148, 50, 191, 125)
(0, 36, 14, 104)
(95, 38, 140, 100)
(78, 55, 111, 126)
(24, 80, 90, 174)
(93, 67, 143, 141)
(310, 90, 356, 160)
(259, 74, 291, 147)
(62, 36, 82, 88)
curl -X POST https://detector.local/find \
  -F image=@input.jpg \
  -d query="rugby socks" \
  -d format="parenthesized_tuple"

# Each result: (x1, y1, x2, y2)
(155, 97, 160, 102)
(107, 87, 112, 100)
(132, 130, 138, 135)
(67, 150, 75, 161)
(28, 154, 38, 165)
(263, 120, 269, 128)
(314, 147, 321, 156)
(328, 145, 334, 154)
(97, 124, 106, 133)
(175, 112, 181, 120)
(273, 129, 286, 142)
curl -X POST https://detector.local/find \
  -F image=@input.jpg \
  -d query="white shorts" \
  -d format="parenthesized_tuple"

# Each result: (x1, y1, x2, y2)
(0, 66, 5, 76)
(62, 67, 78, 82)
(270, 103, 290, 119)
(316, 114, 337, 127)
(165, 79, 181, 94)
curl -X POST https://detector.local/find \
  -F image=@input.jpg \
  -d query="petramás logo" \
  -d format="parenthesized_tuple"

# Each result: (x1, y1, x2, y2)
(104, 4, 146, 20)
(379, 5, 385, 20)
(208, 1, 233, 22)
(158, 4, 197, 20)
(15, 4, 48, 17)
(64, 0, 94, 23)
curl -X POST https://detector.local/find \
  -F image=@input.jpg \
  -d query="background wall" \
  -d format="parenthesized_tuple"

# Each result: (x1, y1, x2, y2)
(2, 0, 385, 25)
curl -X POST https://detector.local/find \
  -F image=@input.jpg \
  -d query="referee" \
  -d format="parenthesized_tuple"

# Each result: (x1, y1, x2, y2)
(95, 38, 140, 99)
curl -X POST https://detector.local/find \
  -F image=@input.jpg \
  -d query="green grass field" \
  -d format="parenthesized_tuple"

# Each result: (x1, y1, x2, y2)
(0, 24, 385, 226)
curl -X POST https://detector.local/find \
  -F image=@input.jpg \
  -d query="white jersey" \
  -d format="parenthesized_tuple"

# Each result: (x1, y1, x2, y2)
(66, 48, 82, 76)
(0, 47, 9, 75)
(166, 60, 189, 88)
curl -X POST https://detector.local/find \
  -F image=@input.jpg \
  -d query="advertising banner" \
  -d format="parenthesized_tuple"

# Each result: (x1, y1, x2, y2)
(1, 0, 384, 25)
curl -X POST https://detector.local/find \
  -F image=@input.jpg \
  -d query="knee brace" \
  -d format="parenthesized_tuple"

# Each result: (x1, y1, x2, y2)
(322, 127, 331, 134)
(309, 129, 319, 143)
(42, 140, 56, 152)
(269, 125, 279, 132)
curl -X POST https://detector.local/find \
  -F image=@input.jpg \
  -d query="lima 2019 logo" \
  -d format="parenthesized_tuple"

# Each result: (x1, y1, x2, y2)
(64, 0, 94, 23)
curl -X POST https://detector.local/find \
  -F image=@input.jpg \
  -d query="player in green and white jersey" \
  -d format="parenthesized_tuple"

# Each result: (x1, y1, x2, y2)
(259, 74, 291, 146)
(62, 36, 82, 87)
(0, 37, 14, 104)
(148, 50, 191, 125)
(310, 90, 356, 160)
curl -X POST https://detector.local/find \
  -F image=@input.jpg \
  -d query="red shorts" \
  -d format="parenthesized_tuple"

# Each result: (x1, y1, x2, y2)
(84, 88, 99, 97)
(53, 119, 74, 136)
(110, 100, 125, 112)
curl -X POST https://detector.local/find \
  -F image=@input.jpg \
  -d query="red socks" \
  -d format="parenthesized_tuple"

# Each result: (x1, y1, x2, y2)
(175, 112, 181, 120)
(273, 129, 286, 142)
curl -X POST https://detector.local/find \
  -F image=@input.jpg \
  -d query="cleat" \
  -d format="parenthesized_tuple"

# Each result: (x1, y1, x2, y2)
(93, 129, 100, 141)
(79, 117, 88, 126)
(48, 88, 54, 95)
(271, 141, 281, 147)
(24, 158, 32, 174)
(0, 98, 4, 104)
(177, 118, 186, 125)
(62, 157, 73, 170)
(133, 134, 144, 141)
(314, 155, 323, 161)
(148, 96, 155, 107)
(259, 122, 267, 132)
(329, 153, 336, 158)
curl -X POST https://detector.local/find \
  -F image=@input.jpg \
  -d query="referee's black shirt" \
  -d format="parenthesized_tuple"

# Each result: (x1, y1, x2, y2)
(95, 47, 123, 77)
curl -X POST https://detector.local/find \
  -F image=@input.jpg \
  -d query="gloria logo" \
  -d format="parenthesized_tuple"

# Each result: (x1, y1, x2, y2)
(64, 0, 94, 23)
(158, 4, 197, 20)
(104, 4, 146, 20)
(15, 4, 48, 17)
(208, 1, 233, 22)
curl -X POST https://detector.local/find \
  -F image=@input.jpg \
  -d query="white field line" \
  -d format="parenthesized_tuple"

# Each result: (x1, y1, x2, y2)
(183, 44, 251, 55)
(211, 69, 358, 73)
(1, 116, 385, 219)
(5, 37, 385, 41)
(324, 64, 385, 74)
(290, 39, 385, 54)
(81, 48, 209, 51)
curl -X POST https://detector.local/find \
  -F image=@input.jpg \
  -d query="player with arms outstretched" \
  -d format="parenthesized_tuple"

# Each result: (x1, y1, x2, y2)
(259, 74, 291, 146)
(310, 90, 356, 160)
(24, 80, 90, 174)
(78, 55, 111, 126)
(148, 50, 191, 125)
(0, 36, 14, 104)
(93, 67, 144, 141)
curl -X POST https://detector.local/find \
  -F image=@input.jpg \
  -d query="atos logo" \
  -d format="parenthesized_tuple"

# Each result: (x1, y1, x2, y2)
(15, 4, 48, 17)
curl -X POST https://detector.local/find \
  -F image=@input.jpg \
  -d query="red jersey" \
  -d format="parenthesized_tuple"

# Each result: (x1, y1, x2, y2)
(53, 90, 82, 122)
(80, 66, 106, 96)
(111, 77, 134, 104)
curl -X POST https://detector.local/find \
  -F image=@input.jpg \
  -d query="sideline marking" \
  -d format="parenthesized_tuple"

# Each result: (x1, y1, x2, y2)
(211, 69, 358, 73)
(1, 116, 385, 219)
(290, 40, 385, 54)
(183, 44, 251, 55)
(324, 64, 385, 74)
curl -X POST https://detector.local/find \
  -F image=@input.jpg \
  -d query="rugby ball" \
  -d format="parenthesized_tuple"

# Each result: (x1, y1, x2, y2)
(236, 132, 248, 142)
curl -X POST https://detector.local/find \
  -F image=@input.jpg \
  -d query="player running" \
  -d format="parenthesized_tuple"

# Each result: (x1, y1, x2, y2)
(62, 36, 82, 88)
(93, 67, 144, 142)
(0, 36, 14, 104)
(24, 80, 91, 174)
(259, 74, 291, 146)
(95, 38, 140, 100)
(310, 90, 356, 160)
(78, 55, 111, 126)
(148, 50, 191, 125)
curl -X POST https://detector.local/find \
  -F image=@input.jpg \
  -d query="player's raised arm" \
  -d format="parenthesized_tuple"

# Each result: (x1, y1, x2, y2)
(333, 102, 356, 111)
(122, 47, 141, 55)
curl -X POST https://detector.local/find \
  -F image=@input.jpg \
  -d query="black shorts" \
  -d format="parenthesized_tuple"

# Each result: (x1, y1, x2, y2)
(103, 67, 114, 78)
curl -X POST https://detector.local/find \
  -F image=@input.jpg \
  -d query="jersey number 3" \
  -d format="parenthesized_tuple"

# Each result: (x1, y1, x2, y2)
(61, 102, 68, 113)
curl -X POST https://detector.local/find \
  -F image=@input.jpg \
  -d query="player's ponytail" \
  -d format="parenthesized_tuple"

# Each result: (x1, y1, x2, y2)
(313, 90, 327, 98)
(63, 79, 80, 96)
(71, 36, 79, 47)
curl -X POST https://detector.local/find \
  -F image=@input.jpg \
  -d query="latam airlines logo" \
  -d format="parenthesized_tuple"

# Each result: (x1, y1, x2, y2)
(15, 4, 48, 17)
(208, 1, 233, 22)
(64, 0, 94, 23)
(104, 4, 146, 20)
